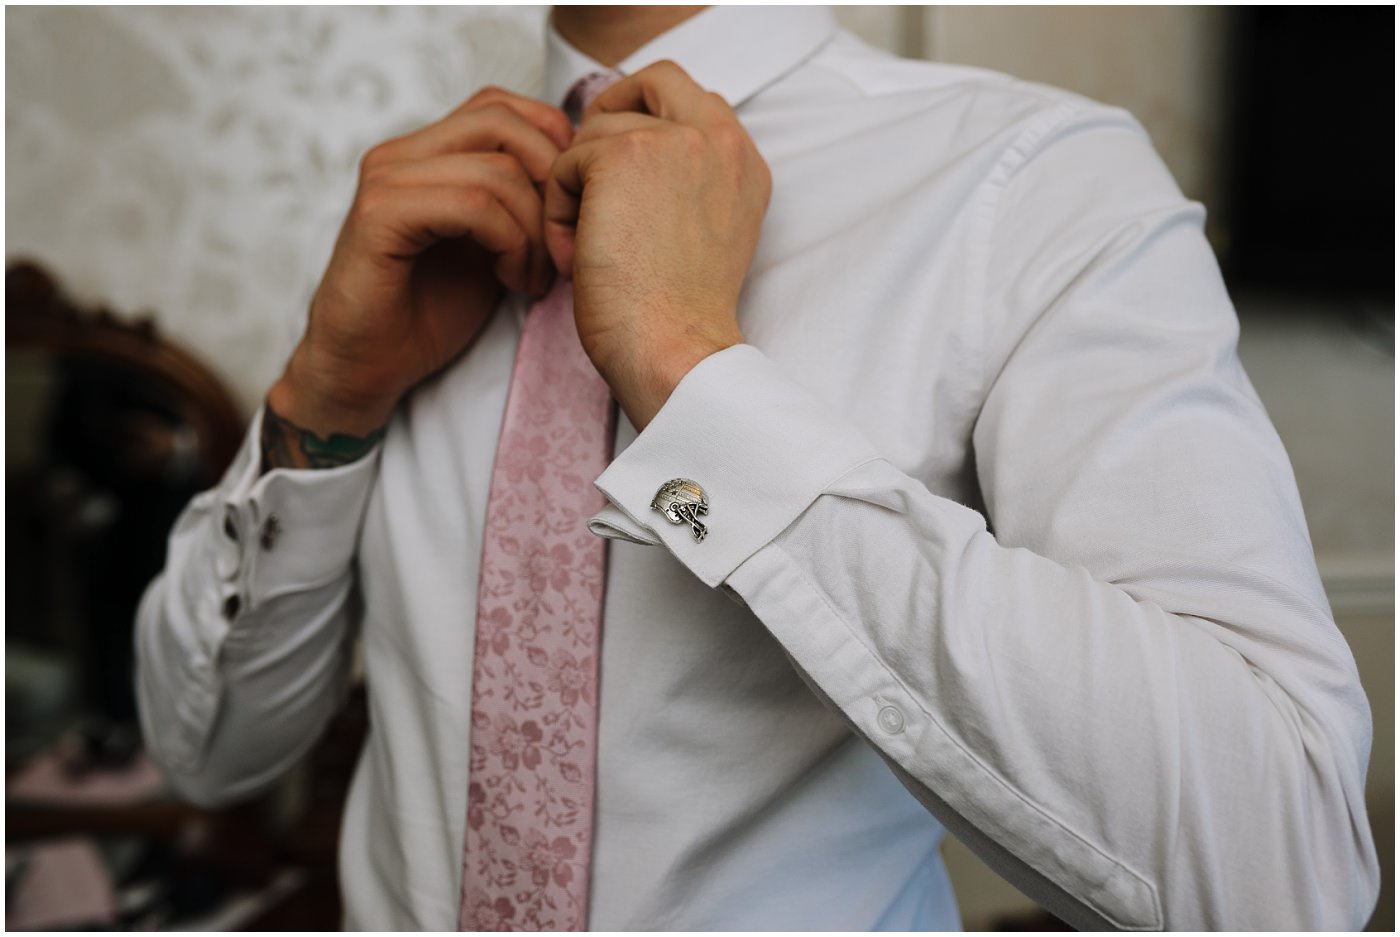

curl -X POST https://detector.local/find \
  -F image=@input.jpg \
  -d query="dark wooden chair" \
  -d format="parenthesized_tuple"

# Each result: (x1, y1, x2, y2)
(5, 260, 361, 930)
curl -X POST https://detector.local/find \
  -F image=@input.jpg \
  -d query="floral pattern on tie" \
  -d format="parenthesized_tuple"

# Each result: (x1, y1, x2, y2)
(458, 272, 615, 931)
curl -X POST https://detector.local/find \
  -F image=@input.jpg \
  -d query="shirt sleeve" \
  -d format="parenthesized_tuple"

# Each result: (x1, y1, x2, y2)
(134, 405, 380, 807)
(587, 104, 1379, 930)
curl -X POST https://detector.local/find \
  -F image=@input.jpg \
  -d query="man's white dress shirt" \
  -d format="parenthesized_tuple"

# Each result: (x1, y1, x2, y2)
(135, 6, 1379, 930)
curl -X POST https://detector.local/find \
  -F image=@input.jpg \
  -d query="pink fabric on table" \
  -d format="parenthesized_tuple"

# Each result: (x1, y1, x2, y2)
(7, 744, 166, 807)
(6, 838, 117, 930)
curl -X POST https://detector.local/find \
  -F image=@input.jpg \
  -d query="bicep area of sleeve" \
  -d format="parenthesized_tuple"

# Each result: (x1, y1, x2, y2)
(977, 105, 1328, 610)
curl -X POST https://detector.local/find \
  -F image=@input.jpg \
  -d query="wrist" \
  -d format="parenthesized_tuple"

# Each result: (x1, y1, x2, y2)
(621, 330, 743, 431)
(261, 345, 398, 471)
(271, 342, 400, 438)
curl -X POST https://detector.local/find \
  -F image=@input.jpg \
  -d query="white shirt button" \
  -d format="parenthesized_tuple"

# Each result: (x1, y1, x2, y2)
(215, 505, 244, 581)
(877, 704, 905, 735)
(260, 513, 281, 551)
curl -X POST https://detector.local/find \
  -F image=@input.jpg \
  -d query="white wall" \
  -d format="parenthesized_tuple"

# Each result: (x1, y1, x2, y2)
(7, 5, 551, 413)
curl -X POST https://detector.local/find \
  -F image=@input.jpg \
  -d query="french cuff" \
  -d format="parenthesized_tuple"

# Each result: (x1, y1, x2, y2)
(216, 406, 383, 615)
(588, 344, 880, 587)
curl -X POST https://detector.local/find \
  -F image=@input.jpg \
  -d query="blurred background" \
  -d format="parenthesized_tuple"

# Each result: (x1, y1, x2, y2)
(6, 5, 1393, 930)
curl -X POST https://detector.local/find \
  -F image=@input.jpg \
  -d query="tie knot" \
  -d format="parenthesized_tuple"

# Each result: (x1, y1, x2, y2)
(563, 69, 623, 124)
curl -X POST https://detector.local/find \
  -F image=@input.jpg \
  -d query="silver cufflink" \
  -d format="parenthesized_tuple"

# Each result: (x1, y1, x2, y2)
(651, 478, 709, 542)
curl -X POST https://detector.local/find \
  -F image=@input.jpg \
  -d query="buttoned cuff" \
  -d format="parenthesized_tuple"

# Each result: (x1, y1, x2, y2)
(588, 344, 880, 587)
(216, 407, 382, 618)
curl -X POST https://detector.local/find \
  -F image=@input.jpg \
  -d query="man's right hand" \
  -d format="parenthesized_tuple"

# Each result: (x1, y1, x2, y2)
(263, 87, 573, 468)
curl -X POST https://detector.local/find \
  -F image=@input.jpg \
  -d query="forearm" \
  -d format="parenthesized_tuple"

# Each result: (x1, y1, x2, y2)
(735, 469, 1375, 929)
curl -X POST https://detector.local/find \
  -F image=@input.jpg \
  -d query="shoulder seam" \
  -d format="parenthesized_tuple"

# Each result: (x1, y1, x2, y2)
(963, 100, 1091, 440)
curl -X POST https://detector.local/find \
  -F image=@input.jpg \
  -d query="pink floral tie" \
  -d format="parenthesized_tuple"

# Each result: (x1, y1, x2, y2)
(458, 70, 622, 932)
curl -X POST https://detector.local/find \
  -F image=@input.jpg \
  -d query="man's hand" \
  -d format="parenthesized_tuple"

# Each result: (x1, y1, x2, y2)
(265, 87, 573, 466)
(544, 61, 772, 430)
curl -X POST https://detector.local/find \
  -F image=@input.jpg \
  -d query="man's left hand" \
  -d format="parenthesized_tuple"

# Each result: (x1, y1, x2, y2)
(545, 61, 772, 430)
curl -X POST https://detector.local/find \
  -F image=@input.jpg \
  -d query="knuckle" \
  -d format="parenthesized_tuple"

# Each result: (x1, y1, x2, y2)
(451, 186, 491, 215)
(671, 123, 701, 146)
(710, 120, 741, 149)
(616, 130, 653, 159)
(359, 140, 396, 176)
(350, 185, 391, 227)
(475, 101, 513, 124)
(679, 125, 708, 155)
(480, 150, 521, 175)
(755, 159, 774, 203)
(497, 156, 535, 188)
(457, 99, 513, 133)
(469, 84, 508, 104)
(720, 125, 756, 168)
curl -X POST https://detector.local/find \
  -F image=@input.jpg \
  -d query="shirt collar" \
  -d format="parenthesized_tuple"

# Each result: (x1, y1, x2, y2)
(545, 6, 836, 111)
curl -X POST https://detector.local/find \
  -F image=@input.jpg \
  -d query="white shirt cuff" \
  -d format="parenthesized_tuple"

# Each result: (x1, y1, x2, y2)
(217, 406, 382, 615)
(589, 344, 880, 587)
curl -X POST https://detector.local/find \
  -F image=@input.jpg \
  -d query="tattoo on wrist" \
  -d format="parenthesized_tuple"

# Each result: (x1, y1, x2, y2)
(260, 401, 386, 472)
